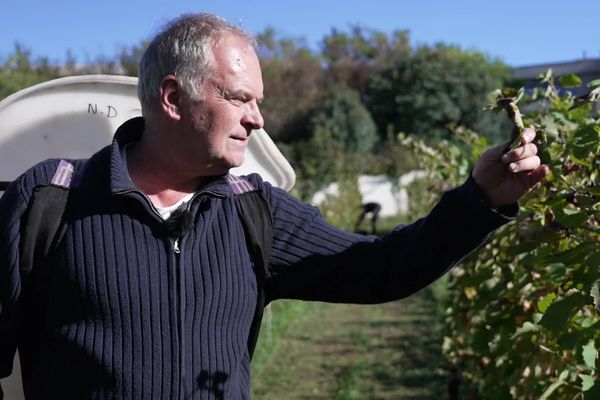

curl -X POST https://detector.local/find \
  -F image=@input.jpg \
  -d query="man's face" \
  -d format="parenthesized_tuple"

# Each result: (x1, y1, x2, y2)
(181, 33, 264, 175)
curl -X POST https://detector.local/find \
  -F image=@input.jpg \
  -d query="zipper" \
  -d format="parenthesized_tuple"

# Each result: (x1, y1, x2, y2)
(173, 236, 185, 398)
(116, 187, 226, 398)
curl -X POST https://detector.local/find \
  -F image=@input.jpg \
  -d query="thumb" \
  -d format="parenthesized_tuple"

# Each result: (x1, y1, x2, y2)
(482, 142, 508, 161)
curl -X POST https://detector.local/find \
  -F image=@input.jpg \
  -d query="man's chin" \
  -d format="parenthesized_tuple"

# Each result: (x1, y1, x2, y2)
(219, 156, 246, 173)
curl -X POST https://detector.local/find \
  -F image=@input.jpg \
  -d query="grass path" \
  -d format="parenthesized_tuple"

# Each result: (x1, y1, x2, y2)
(252, 288, 450, 399)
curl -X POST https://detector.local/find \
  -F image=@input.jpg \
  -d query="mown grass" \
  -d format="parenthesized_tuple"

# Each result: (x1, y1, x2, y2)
(250, 299, 315, 377)
(251, 286, 452, 399)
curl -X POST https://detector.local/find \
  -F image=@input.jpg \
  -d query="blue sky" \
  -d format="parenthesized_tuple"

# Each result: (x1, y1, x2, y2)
(1, 0, 599, 67)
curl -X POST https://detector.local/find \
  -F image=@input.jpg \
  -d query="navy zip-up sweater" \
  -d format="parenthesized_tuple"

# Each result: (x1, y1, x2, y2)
(0, 118, 516, 399)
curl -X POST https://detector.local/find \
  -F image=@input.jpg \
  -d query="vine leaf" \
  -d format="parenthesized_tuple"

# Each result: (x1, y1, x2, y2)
(559, 73, 582, 88)
(539, 292, 587, 334)
(569, 82, 600, 111)
(568, 125, 600, 159)
(582, 340, 597, 370)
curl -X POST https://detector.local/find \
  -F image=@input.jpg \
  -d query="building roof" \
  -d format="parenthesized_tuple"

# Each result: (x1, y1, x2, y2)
(513, 58, 600, 80)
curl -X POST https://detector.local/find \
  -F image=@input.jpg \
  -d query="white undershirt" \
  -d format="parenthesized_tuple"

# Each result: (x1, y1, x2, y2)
(124, 144, 195, 220)
(154, 192, 195, 220)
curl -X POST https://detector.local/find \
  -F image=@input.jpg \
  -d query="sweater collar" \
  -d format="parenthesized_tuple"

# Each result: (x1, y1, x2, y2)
(109, 117, 233, 197)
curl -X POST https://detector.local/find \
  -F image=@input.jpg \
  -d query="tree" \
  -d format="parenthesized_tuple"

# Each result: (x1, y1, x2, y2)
(119, 40, 149, 77)
(320, 26, 411, 93)
(308, 84, 378, 153)
(257, 28, 324, 143)
(0, 43, 60, 101)
(367, 44, 510, 142)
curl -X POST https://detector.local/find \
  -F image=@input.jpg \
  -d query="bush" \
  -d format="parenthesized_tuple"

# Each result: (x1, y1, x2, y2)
(402, 72, 600, 399)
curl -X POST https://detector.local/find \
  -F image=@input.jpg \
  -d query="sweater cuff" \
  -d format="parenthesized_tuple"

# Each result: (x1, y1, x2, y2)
(464, 173, 519, 220)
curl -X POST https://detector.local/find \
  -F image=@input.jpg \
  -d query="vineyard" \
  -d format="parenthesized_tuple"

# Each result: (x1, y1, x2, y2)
(402, 71, 600, 399)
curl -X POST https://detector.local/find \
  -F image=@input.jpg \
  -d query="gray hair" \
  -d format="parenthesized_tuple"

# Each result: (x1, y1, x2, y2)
(137, 13, 256, 115)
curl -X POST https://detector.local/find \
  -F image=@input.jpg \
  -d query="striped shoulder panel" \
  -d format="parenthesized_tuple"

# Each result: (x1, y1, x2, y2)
(50, 159, 87, 189)
(51, 159, 75, 188)
(227, 174, 257, 195)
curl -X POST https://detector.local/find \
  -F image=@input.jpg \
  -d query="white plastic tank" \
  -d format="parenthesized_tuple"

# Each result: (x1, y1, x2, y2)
(0, 75, 295, 399)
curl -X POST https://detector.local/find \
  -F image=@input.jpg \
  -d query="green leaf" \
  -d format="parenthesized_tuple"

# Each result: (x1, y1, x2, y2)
(512, 321, 540, 339)
(568, 125, 600, 160)
(501, 87, 520, 98)
(538, 68, 553, 83)
(559, 73, 582, 88)
(588, 79, 600, 88)
(545, 263, 568, 282)
(538, 293, 556, 313)
(556, 211, 589, 228)
(582, 340, 597, 370)
(588, 252, 600, 268)
(592, 280, 600, 310)
(540, 114, 560, 138)
(540, 292, 587, 334)
(573, 269, 600, 290)
(580, 374, 595, 391)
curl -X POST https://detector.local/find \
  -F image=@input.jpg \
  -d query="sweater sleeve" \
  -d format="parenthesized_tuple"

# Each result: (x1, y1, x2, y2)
(261, 175, 516, 304)
(0, 176, 29, 383)
(0, 161, 58, 389)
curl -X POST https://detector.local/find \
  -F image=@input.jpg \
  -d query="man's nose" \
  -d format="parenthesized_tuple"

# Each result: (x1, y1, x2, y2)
(242, 101, 264, 131)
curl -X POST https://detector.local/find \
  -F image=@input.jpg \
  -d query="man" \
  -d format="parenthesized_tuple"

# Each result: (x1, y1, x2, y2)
(0, 13, 548, 400)
(355, 202, 382, 234)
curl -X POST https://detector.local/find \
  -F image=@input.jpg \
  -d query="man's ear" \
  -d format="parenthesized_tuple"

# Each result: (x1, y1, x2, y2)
(160, 75, 182, 121)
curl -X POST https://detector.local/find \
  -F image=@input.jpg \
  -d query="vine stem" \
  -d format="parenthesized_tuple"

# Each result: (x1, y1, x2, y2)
(498, 98, 525, 151)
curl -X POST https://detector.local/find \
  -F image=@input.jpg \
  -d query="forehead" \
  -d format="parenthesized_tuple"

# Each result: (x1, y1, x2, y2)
(210, 34, 262, 87)
(213, 34, 255, 68)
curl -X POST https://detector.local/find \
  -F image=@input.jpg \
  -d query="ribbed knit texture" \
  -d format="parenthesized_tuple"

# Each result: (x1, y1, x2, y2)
(0, 117, 516, 399)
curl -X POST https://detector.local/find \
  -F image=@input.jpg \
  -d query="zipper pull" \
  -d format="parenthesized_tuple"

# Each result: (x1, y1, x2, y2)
(173, 237, 181, 254)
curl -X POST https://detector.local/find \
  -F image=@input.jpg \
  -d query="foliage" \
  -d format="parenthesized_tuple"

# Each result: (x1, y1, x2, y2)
(403, 71, 600, 399)
(118, 41, 149, 76)
(316, 176, 363, 231)
(286, 128, 362, 201)
(0, 43, 60, 100)
(367, 44, 511, 142)
(257, 29, 325, 142)
(365, 132, 418, 177)
(309, 85, 378, 153)
(320, 26, 411, 92)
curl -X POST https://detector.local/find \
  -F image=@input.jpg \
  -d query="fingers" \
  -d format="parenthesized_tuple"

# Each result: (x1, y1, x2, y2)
(502, 128, 542, 173)
(520, 127, 536, 144)
(507, 155, 541, 173)
(502, 143, 538, 163)
(524, 165, 550, 188)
